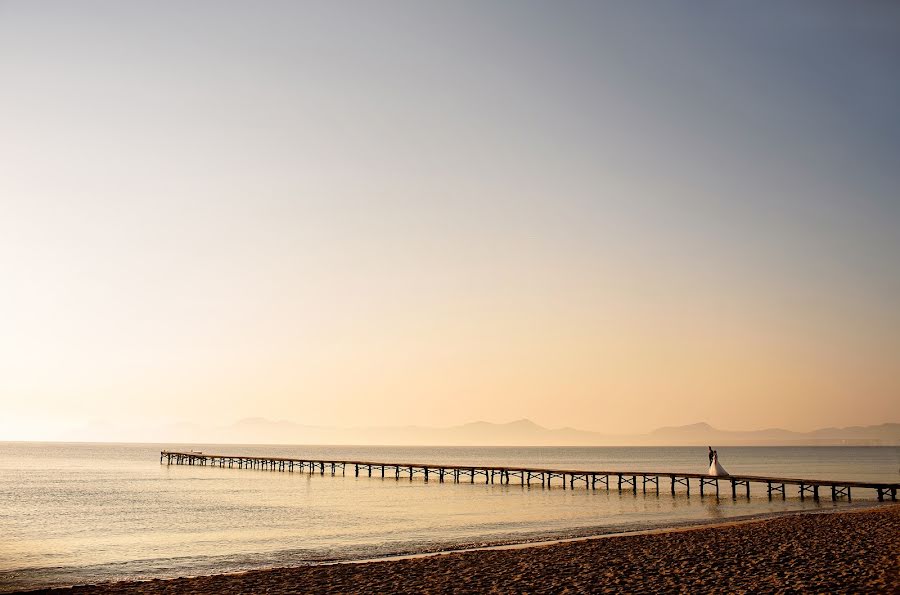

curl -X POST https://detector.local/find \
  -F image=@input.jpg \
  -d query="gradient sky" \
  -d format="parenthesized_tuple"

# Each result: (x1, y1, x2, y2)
(2, 1, 899, 440)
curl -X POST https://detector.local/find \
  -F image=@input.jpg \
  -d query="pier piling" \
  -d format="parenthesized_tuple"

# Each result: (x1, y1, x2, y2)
(159, 451, 898, 502)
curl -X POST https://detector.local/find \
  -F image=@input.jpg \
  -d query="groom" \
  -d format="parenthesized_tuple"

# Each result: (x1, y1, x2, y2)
(708, 446, 714, 465)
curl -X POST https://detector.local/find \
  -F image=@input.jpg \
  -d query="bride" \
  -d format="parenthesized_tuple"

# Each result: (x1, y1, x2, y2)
(708, 449, 729, 476)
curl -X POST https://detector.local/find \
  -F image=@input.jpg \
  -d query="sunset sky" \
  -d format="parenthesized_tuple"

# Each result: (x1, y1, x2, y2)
(2, 1, 899, 441)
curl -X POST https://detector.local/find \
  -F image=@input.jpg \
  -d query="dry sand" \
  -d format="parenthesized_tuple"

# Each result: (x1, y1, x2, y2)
(32, 504, 900, 594)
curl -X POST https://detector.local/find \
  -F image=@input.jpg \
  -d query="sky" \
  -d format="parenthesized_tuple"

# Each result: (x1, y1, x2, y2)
(1, 1, 899, 441)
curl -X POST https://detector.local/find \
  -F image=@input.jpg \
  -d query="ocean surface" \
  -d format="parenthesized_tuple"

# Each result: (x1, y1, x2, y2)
(1, 442, 897, 592)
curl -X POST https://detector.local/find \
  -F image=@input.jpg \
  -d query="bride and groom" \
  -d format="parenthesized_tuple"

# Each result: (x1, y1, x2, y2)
(707, 446, 728, 476)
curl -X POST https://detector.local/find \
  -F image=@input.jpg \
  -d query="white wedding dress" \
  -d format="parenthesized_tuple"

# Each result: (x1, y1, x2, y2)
(708, 454, 729, 476)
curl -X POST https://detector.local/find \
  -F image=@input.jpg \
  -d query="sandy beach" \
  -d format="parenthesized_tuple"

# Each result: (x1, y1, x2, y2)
(30, 504, 898, 594)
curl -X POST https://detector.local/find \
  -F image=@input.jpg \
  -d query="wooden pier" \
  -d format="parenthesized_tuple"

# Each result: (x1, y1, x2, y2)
(160, 451, 899, 502)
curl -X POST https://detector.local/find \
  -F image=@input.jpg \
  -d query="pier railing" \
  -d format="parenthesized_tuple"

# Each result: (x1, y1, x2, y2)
(160, 450, 899, 502)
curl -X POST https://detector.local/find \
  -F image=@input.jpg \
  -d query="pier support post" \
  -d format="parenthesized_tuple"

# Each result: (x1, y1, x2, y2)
(155, 451, 898, 503)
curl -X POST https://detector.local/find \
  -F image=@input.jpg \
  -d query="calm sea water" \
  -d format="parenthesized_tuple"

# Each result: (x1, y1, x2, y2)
(1, 442, 897, 592)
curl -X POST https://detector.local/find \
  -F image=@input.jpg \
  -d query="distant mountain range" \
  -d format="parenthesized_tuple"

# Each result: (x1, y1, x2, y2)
(646, 421, 900, 446)
(126, 417, 900, 447)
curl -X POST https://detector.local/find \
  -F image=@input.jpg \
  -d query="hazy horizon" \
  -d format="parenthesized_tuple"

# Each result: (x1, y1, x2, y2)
(13, 414, 898, 447)
(3, 1, 900, 441)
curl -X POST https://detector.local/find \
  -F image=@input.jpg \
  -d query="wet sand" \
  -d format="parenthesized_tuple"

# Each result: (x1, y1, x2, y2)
(34, 505, 900, 594)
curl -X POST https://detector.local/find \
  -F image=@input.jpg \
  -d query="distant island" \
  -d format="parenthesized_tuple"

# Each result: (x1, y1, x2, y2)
(65, 418, 900, 446)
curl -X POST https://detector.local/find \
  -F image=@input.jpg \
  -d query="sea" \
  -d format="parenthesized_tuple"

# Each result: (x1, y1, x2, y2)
(1, 442, 897, 592)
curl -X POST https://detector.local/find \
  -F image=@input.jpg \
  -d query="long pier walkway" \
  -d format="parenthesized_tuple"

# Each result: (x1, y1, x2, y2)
(160, 451, 899, 502)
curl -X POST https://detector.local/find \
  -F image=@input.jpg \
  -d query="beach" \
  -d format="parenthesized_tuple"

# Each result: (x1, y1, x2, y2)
(34, 504, 898, 594)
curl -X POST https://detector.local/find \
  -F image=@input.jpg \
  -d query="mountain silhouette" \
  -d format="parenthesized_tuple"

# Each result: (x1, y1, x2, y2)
(149, 418, 899, 447)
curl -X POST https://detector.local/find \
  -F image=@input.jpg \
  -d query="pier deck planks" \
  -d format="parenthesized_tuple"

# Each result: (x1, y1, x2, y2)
(160, 450, 899, 502)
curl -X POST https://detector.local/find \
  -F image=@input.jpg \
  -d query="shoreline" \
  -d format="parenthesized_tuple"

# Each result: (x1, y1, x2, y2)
(24, 503, 899, 594)
(321, 501, 881, 566)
